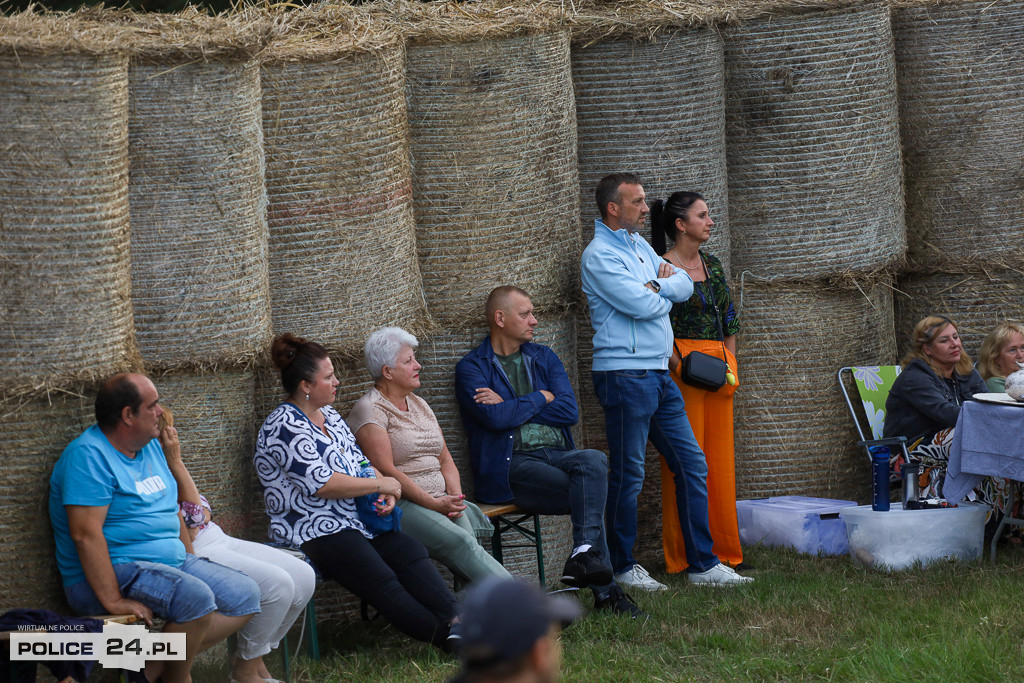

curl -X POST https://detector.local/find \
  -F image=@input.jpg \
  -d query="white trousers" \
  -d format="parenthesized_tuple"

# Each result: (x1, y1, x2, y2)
(193, 523, 317, 660)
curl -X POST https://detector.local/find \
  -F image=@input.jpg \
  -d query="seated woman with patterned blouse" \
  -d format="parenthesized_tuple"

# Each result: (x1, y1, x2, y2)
(254, 333, 459, 651)
(349, 327, 510, 587)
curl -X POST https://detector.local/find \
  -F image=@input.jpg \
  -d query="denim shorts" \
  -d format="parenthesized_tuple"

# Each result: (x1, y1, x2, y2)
(64, 554, 261, 624)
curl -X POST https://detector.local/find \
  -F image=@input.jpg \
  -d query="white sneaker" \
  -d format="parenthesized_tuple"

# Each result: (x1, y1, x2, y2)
(613, 563, 668, 591)
(688, 563, 754, 587)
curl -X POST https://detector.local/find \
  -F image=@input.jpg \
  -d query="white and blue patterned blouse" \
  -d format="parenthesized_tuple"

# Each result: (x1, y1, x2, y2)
(255, 402, 371, 546)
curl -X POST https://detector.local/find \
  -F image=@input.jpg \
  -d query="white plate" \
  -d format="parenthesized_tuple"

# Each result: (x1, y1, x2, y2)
(972, 392, 1024, 406)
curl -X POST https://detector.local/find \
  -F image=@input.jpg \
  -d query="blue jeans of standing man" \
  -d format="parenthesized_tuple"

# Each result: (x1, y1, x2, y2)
(593, 369, 718, 574)
(508, 447, 612, 569)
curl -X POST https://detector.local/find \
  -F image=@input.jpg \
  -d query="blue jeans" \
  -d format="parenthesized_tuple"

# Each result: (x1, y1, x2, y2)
(593, 369, 718, 574)
(64, 554, 261, 624)
(508, 447, 614, 582)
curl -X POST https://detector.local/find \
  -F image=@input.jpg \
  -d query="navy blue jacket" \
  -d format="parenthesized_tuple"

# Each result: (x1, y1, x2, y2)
(454, 337, 579, 503)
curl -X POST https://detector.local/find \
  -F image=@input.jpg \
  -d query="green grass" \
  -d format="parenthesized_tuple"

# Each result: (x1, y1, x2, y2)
(194, 544, 1024, 682)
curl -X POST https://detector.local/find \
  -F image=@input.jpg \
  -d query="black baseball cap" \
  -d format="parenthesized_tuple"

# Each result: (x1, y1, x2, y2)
(457, 577, 581, 673)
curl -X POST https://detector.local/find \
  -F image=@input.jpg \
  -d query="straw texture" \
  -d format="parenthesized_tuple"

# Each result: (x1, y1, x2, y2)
(155, 369, 257, 536)
(894, 269, 1024, 362)
(405, 31, 580, 325)
(0, 49, 138, 395)
(723, 3, 905, 277)
(262, 27, 428, 358)
(732, 276, 896, 501)
(573, 27, 731, 273)
(0, 392, 94, 611)
(894, 0, 1024, 272)
(128, 55, 271, 371)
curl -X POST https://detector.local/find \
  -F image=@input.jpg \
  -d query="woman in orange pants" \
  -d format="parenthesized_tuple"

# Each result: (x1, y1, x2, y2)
(651, 191, 743, 572)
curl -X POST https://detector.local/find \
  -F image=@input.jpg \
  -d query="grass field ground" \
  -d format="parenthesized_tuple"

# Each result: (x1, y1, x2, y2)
(195, 541, 1024, 682)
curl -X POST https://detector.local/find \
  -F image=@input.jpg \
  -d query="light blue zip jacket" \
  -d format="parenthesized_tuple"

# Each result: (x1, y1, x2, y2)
(581, 219, 694, 371)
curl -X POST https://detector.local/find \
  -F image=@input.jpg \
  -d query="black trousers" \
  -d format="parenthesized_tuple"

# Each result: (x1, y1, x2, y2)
(302, 528, 458, 648)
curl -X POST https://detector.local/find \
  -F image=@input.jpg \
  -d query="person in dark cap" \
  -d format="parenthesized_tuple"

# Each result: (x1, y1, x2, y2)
(450, 577, 581, 683)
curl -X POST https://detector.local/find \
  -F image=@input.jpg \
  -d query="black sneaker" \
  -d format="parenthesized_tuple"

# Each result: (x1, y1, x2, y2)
(444, 619, 462, 654)
(593, 585, 647, 620)
(561, 548, 613, 587)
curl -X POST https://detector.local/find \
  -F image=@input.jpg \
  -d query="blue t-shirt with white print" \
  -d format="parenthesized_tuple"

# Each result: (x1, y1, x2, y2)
(49, 425, 185, 586)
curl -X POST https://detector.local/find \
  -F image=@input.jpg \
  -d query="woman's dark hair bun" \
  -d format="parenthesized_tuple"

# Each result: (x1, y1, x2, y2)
(271, 333, 307, 371)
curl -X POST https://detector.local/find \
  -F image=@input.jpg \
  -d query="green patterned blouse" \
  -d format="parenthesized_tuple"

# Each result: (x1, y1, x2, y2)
(667, 251, 740, 341)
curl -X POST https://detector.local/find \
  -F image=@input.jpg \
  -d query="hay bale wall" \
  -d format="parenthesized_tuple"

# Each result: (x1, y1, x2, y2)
(723, 3, 905, 277)
(894, 270, 1024, 361)
(732, 277, 896, 501)
(573, 27, 731, 272)
(128, 55, 271, 371)
(262, 28, 428, 359)
(0, 48, 137, 395)
(894, 0, 1024, 272)
(155, 369, 257, 537)
(405, 31, 580, 325)
(0, 393, 94, 611)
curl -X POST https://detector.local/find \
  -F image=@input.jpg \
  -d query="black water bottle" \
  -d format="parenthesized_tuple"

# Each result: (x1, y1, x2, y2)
(870, 445, 890, 512)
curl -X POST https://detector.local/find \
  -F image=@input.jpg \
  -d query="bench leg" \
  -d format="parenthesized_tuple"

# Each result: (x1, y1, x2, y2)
(532, 514, 545, 586)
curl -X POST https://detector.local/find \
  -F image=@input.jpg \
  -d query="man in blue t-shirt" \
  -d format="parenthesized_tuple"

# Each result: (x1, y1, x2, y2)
(49, 373, 260, 683)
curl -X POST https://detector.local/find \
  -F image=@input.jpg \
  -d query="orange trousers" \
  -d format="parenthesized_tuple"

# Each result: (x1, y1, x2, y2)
(661, 339, 743, 572)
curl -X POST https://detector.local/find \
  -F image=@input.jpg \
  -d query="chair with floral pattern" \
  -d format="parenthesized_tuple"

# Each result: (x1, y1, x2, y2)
(838, 365, 912, 481)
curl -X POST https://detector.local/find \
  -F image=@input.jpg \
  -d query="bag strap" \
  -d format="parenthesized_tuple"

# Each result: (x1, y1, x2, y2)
(698, 253, 730, 367)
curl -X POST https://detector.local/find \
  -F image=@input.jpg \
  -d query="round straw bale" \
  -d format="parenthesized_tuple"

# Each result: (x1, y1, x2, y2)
(154, 369, 256, 537)
(0, 47, 138, 395)
(261, 24, 428, 359)
(572, 28, 731, 272)
(893, 0, 1024, 272)
(893, 269, 1024, 362)
(0, 391, 95, 611)
(723, 3, 905, 278)
(405, 31, 581, 326)
(127, 54, 270, 371)
(732, 275, 896, 500)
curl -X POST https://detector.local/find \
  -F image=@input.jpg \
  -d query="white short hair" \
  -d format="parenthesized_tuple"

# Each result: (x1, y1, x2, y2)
(364, 327, 418, 380)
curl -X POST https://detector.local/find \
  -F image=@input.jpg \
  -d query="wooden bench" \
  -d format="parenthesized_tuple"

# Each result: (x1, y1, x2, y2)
(478, 503, 546, 586)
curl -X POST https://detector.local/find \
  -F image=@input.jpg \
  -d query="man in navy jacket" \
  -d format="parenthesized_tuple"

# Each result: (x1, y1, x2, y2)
(455, 286, 641, 618)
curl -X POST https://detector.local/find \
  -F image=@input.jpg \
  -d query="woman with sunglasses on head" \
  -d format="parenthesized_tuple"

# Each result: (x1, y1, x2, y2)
(884, 315, 1002, 505)
(650, 192, 744, 574)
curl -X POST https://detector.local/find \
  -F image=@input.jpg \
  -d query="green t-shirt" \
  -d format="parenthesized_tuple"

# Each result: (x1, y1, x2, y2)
(496, 350, 567, 452)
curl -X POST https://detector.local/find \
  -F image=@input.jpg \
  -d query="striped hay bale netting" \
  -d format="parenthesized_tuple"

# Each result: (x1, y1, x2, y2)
(572, 27, 731, 272)
(0, 18, 137, 395)
(155, 369, 257, 537)
(405, 30, 580, 325)
(723, 2, 905, 277)
(415, 312, 578, 581)
(262, 13, 428, 358)
(893, 270, 1024, 361)
(732, 276, 896, 501)
(0, 392, 94, 610)
(126, 14, 270, 371)
(893, 0, 1024, 271)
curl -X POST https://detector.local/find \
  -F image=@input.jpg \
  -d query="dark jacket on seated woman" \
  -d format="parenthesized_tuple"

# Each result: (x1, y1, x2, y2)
(883, 357, 987, 443)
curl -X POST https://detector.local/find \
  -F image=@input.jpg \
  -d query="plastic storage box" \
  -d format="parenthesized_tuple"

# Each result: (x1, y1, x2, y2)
(736, 496, 858, 555)
(840, 503, 988, 570)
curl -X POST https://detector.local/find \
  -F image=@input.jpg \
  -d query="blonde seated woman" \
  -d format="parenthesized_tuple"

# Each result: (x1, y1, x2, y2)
(978, 322, 1024, 393)
(349, 327, 511, 586)
(160, 408, 316, 683)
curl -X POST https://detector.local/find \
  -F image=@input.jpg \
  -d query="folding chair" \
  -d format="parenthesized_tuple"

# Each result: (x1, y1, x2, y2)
(837, 365, 913, 484)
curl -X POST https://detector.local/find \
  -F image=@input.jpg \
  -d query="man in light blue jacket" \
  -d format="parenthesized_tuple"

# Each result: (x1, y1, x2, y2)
(581, 172, 753, 589)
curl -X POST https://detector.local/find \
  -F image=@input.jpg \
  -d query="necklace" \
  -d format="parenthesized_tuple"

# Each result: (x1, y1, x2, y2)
(668, 249, 702, 271)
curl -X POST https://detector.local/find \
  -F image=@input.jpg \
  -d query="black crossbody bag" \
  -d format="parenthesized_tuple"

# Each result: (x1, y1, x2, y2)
(676, 253, 730, 392)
